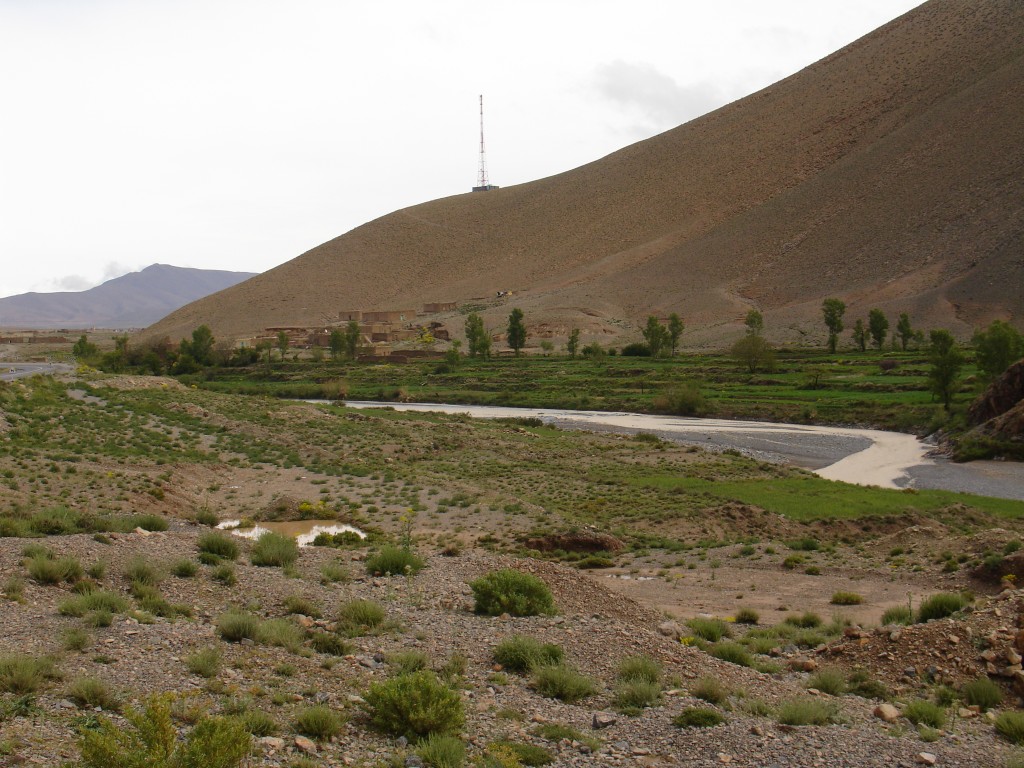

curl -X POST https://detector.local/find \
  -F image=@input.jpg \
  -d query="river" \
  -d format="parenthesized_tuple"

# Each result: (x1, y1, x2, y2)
(329, 401, 1024, 502)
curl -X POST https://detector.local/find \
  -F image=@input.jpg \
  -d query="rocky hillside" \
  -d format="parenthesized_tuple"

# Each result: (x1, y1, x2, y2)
(142, 0, 1024, 348)
(0, 264, 255, 329)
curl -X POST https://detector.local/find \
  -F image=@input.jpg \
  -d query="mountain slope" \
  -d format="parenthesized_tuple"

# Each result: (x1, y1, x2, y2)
(143, 0, 1024, 347)
(0, 264, 256, 329)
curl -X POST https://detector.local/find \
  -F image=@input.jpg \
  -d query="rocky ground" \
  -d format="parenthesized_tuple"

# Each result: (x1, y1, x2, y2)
(2, 525, 1024, 768)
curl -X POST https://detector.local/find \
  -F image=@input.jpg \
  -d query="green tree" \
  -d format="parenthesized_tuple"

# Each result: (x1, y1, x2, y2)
(329, 328, 344, 360)
(189, 325, 215, 366)
(344, 320, 361, 360)
(540, 340, 554, 356)
(276, 331, 289, 362)
(567, 328, 580, 359)
(730, 334, 775, 374)
(973, 320, 1024, 380)
(744, 309, 763, 336)
(642, 316, 669, 357)
(72, 334, 99, 360)
(465, 313, 491, 359)
(821, 299, 846, 353)
(852, 319, 867, 352)
(868, 309, 889, 350)
(928, 329, 964, 411)
(667, 313, 684, 355)
(507, 308, 527, 356)
(444, 340, 462, 368)
(896, 313, 914, 351)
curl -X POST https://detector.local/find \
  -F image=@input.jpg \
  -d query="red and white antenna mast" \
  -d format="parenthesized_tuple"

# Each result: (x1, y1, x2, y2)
(473, 94, 498, 192)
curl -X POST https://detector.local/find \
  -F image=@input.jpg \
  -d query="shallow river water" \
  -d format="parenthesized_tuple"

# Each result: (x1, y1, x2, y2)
(330, 401, 1024, 502)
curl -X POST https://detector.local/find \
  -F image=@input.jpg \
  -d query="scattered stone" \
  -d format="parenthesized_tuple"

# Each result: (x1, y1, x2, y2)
(294, 736, 317, 754)
(874, 704, 900, 723)
(916, 752, 937, 766)
(718, 755, 733, 764)
(593, 712, 617, 729)
(259, 736, 285, 751)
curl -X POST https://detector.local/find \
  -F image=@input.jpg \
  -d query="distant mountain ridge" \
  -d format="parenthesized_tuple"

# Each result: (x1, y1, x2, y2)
(0, 264, 257, 329)
(143, 0, 1023, 348)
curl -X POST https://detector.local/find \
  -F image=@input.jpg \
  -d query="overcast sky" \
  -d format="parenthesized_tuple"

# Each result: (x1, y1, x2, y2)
(0, 0, 923, 298)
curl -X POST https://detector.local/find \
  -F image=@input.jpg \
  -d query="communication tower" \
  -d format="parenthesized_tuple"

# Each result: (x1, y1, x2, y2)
(472, 94, 499, 192)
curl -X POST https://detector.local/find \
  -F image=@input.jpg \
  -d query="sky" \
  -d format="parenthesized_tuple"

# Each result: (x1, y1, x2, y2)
(0, 0, 924, 299)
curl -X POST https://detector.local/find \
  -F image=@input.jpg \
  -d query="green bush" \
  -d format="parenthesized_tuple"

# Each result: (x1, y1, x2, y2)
(363, 670, 465, 740)
(776, 697, 837, 726)
(783, 612, 822, 629)
(961, 676, 1002, 711)
(807, 668, 846, 696)
(469, 569, 556, 617)
(194, 509, 219, 527)
(212, 564, 237, 586)
(673, 708, 726, 728)
(653, 382, 707, 416)
(830, 592, 863, 606)
(995, 710, 1024, 745)
(416, 733, 466, 768)
(337, 599, 386, 635)
(197, 532, 239, 561)
(26, 554, 81, 585)
(238, 709, 277, 737)
(530, 664, 597, 703)
(0, 654, 59, 694)
(294, 705, 343, 740)
(259, 618, 304, 653)
(687, 617, 731, 642)
(734, 607, 759, 625)
(123, 557, 162, 587)
(490, 741, 553, 766)
(216, 611, 261, 643)
(493, 635, 563, 674)
(58, 590, 129, 617)
(282, 594, 321, 618)
(880, 605, 913, 625)
(691, 676, 728, 705)
(904, 699, 946, 729)
(250, 532, 298, 567)
(68, 676, 121, 711)
(617, 655, 661, 684)
(78, 694, 250, 768)
(186, 647, 221, 678)
(389, 650, 430, 675)
(709, 642, 753, 667)
(320, 561, 350, 584)
(366, 545, 425, 577)
(612, 679, 661, 715)
(61, 627, 91, 652)
(310, 632, 351, 656)
(916, 592, 968, 623)
(171, 559, 198, 578)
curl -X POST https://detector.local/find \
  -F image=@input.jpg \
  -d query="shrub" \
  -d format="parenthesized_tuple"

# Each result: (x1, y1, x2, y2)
(673, 708, 726, 728)
(617, 655, 661, 684)
(493, 635, 563, 674)
(653, 382, 707, 416)
(259, 618, 304, 653)
(709, 642, 753, 667)
(787, 537, 820, 551)
(366, 545, 425, 577)
(691, 676, 728, 705)
(961, 676, 1002, 711)
(282, 595, 321, 618)
(847, 668, 889, 700)
(807, 668, 846, 696)
(390, 650, 430, 675)
(320, 561, 350, 584)
(127, 514, 169, 532)
(734, 607, 759, 625)
(995, 710, 1024, 745)
(491, 741, 553, 766)
(78, 694, 250, 768)
(776, 697, 837, 726)
(27, 554, 81, 585)
(171, 559, 198, 578)
(783, 611, 823, 629)
(531, 664, 597, 703)
(238, 709, 277, 737)
(0, 654, 59, 694)
(687, 617, 731, 642)
(310, 632, 351, 656)
(67, 676, 120, 710)
(58, 590, 129, 617)
(3, 576, 25, 602)
(881, 605, 913, 625)
(470, 570, 556, 617)
(337, 599, 386, 635)
(197, 532, 239, 561)
(194, 509, 219, 527)
(123, 557, 161, 587)
(830, 592, 863, 606)
(186, 647, 221, 678)
(417, 733, 466, 768)
(86, 609, 114, 627)
(904, 699, 946, 729)
(61, 627, 91, 652)
(212, 564, 237, 586)
(294, 705, 343, 740)
(363, 670, 465, 740)
(250, 532, 298, 567)
(916, 592, 968, 623)
(612, 680, 662, 715)
(216, 611, 261, 643)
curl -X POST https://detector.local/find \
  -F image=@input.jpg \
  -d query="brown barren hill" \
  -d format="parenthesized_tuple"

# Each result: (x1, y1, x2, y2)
(143, 0, 1024, 348)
